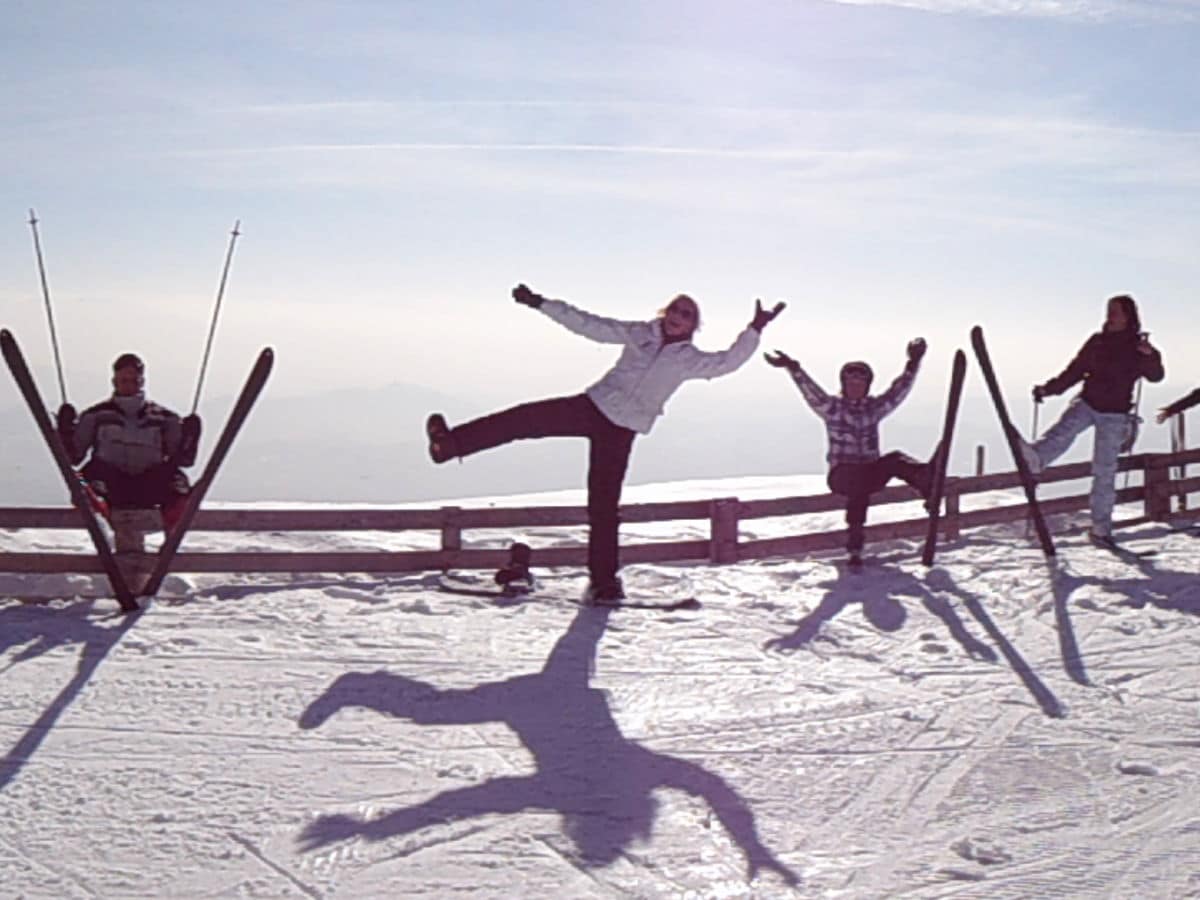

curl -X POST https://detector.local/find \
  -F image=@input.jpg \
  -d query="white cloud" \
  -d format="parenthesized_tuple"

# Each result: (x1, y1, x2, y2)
(826, 0, 1200, 22)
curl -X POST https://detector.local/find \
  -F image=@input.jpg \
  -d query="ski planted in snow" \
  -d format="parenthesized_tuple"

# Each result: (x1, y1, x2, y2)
(922, 349, 968, 567)
(1, 328, 139, 611)
(139, 347, 274, 598)
(970, 325, 1056, 558)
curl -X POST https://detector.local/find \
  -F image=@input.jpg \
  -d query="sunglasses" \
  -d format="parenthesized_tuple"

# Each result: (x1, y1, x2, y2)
(666, 304, 696, 321)
(842, 366, 871, 380)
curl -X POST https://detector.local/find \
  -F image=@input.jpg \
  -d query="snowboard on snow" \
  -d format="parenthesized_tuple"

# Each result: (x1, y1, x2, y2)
(438, 542, 700, 611)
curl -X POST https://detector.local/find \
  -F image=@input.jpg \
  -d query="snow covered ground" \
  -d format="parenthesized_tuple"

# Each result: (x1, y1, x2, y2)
(2, 475, 1199, 898)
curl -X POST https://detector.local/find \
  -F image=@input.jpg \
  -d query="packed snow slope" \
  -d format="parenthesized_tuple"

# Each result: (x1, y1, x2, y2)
(1, 476, 1198, 899)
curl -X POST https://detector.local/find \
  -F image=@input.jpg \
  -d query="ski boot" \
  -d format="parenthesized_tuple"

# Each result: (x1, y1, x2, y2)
(494, 542, 535, 595)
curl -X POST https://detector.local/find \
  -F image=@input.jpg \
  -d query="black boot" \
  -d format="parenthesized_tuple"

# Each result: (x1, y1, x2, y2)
(426, 414, 457, 464)
(583, 577, 626, 606)
(494, 542, 534, 593)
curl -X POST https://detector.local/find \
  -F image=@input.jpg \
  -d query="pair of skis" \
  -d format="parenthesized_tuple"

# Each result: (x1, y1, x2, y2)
(921, 326, 1058, 566)
(2, 329, 272, 612)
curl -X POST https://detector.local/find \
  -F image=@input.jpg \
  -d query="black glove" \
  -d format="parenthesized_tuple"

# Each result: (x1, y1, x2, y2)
(751, 299, 786, 332)
(178, 414, 202, 467)
(1032, 385, 1046, 404)
(55, 403, 76, 435)
(763, 350, 799, 372)
(906, 338, 927, 363)
(512, 283, 544, 309)
(55, 403, 77, 454)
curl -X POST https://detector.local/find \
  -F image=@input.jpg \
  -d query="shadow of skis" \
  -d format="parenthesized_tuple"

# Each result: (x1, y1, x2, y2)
(0, 602, 143, 792)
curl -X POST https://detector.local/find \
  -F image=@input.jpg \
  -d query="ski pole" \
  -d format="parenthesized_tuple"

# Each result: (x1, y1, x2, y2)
(1031, 401, 1040, 441)
(27, 209, 68, 405)
(1122, 379, 1143, 491)
(190, 219, 241, 415)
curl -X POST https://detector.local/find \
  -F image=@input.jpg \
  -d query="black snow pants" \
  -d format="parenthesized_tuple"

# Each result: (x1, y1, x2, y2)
(827, 451, 928, 553)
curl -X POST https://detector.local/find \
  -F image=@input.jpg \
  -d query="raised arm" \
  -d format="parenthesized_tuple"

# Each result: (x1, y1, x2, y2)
(870, 337, 925, 418)
(684, 299, 782, 379)
(513, 283, 640, 345)
(764, 350, 834, 417)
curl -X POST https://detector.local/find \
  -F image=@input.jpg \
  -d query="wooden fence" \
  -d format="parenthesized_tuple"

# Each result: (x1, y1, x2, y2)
(1, 449, 1198, 576)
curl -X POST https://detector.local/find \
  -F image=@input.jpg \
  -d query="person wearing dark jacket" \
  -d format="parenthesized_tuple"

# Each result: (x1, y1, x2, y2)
(1156, 388, 1200, 424)
(425, 284, 786, 605)
(765, 337, 934, 567)
(56, 353, 202, 514)
(1016, 294, 1164, 544)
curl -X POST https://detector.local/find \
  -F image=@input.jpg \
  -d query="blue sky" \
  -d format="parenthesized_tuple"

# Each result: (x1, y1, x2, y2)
(2, 0, 1199, 492)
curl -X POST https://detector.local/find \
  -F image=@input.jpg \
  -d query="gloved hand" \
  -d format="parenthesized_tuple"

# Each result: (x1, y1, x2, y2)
(1032, 385, 1046, 404)
(55, 403, 77, 436)
(178, 414, 202, 467)
(762, 350, 800, 372)
(907, 338, 927, 363)
(751, 299, 786, 332)
(512, 283, 545, 309)
(55, 403, 77, 456)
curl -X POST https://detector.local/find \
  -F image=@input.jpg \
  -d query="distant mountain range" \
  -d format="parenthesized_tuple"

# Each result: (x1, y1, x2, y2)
(0, 378, 1141, 505)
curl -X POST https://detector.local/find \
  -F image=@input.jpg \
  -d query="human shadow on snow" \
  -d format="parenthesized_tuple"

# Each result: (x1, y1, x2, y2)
(763, 563, 996, 662)
(1047, 550, 1200, 686)
(0, 599, 142, 792)
(763, 564, 1064, 718)
(295, 606, 799, 887)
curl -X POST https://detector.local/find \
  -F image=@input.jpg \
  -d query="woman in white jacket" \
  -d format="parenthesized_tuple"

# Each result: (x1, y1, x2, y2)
(427, 284, 785, 604)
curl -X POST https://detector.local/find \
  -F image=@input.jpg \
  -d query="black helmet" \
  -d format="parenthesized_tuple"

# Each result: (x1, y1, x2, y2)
(112, 352, 144, 374)
(839, 360, 874, 392)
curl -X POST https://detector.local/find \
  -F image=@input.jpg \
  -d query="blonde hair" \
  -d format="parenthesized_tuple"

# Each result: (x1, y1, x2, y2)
(656, 293, 702, 332)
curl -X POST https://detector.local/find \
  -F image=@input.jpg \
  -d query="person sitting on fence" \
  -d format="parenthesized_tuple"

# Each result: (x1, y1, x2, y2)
(1014, 294, 1164, 549)
(764, 338, 934, 568)
(425, 284, 786, 605)
(1156, 387, 1200, 424)
(55, 352, 201, 524)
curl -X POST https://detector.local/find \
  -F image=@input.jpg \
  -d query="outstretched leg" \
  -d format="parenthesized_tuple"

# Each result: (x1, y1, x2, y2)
(431, 394, 598, 462)
(1031, 397, 1095, 470)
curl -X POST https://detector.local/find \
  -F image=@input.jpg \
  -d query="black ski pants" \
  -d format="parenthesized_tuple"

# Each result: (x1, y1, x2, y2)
(827, 451, 927, 553)
(82, 459, 188, 510)
(451, 394, 636, 586)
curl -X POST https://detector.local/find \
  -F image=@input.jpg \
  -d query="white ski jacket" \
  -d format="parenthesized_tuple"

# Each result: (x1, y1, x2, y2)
(539, 299, 760, 434)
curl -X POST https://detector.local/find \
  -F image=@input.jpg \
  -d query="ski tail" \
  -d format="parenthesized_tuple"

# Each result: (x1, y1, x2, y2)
(922, 349, 967, 566)
(1, 328, 138, 610)
(139, 347, 274, 598)
(970, 325, 1056, 557)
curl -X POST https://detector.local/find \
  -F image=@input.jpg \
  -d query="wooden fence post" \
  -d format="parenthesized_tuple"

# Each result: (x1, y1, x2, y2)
(975, 445, 985, 476)
(440, 506, 462, 562)
(1142, 458, 1171, 521)
(709, 498, 739, 564)
(944, 481, 961, 540)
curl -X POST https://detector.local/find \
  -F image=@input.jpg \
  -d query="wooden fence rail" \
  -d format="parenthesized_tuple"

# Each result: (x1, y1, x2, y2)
(2, 449, 1199, 576)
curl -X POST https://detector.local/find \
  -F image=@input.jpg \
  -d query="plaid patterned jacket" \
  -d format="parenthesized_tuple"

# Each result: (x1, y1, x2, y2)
(790, 361, 919, 467)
